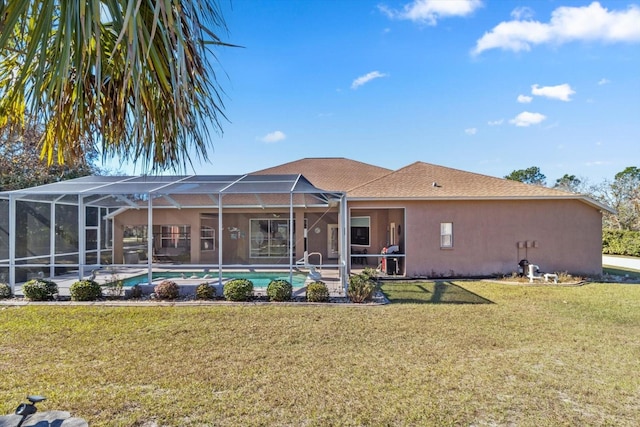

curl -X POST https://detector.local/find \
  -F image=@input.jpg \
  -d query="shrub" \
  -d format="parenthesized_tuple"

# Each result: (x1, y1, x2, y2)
(70, 280, 102, 301)
(22, 279, 58, 301)
(129, 284, 143, 299)
(347, 273, 376, 303)
(0, 283, 11, 299)
(306, 281, 329, 303)
(104, 277, 124, 298)
(223, 279, 253, 301)
(602, 228, 640, 257)
(266, 279, 292, 302)
(196, 282, 216, 300)
(361, 267, 379, 281)
(154, 280, 180, 300)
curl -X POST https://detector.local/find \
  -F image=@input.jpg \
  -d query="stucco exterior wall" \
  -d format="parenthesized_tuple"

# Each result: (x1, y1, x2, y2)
(113, 198, 603, 277)
(399, 199, 603, 277)
(348, 198, 602, 277)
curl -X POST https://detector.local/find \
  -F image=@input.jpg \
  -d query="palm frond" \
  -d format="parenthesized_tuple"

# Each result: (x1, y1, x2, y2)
(0, 0, 230, 172)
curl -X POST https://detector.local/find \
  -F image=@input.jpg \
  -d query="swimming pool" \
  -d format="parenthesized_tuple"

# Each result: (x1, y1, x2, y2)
(120, 271, 308, 288)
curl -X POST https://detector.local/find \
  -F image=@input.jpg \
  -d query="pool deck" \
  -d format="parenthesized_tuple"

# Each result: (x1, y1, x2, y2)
(12, 267, 346, 299)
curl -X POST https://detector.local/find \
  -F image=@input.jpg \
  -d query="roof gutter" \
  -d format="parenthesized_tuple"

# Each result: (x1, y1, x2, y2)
(346, 195, 615, 214)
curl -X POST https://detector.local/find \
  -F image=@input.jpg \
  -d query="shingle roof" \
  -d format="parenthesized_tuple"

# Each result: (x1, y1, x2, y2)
(347, 161, 578, 199)
(253, 157, 392, 191)
(252, 158, 612, 211)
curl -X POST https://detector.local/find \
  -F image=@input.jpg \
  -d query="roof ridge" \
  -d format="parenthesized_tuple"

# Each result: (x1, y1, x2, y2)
(402, 161, 577, 196)
(346, 160, 583, 199)
(346, 165, 403, 192)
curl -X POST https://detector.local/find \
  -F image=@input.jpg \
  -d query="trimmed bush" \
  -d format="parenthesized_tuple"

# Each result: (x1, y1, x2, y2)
(223, 279, 253, 301)
(22, 279, 58, 301)
(0, 283, 11, 299)
(347, 273, 376, 303)
(267, 279, 292, 302)
(70, 280, 102, 301)
(196, 282, 216, 300)
(306, 281, 329, 303)
(154, 280, 180, 300)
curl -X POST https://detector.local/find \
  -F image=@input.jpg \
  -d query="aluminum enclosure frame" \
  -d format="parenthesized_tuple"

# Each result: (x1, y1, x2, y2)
(0, 174, 347, 294)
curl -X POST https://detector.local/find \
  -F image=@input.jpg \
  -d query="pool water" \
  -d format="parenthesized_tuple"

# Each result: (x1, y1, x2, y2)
(120, 271, 307, 288)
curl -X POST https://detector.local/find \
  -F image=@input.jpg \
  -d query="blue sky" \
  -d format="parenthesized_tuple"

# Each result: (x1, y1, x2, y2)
(117, 0, 640, 186)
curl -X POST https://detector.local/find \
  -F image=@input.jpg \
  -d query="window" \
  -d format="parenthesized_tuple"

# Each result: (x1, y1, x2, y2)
(350, 216, 370, 246)
(250, 219, 291, 258)
(161, 225, 191, 249)
(201, 226, 215, 251)
(440, 222, 453, 248)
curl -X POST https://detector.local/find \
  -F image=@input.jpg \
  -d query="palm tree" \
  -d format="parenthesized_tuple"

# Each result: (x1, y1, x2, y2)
(0, 0, 231, 172)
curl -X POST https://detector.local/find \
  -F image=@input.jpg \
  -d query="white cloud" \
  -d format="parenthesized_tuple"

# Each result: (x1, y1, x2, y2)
(379, 0, 482, 25)
(472, 2, 640, 55)
(531, 83, 575, 101)
(517, 94, 533, 103)
(351, 71, 388, 89)
(509, 111, 547, 127)
(465, 127, 477, 135)
(511, 6, 534, 21)
(259, 131, 286, 143)
(487, 119, 504, 126)
(598, 78, 611, 85)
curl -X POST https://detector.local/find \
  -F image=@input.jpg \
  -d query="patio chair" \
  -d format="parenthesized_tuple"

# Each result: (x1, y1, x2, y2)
(527, 264, 558, 284)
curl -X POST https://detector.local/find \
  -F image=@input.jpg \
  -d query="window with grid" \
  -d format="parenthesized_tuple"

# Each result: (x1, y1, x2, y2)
(440, 222, 453, 248)
(161, 225, 191, 249)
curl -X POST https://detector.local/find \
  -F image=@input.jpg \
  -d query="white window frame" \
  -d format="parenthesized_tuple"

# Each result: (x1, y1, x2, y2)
(440, 222, 453, 249)
(200, 226, 215, 251)
(160, 225, 191, 249)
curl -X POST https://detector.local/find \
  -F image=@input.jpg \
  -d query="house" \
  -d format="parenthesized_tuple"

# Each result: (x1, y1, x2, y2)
(256, 158, 610, 277)
(0, 158, 610, 292)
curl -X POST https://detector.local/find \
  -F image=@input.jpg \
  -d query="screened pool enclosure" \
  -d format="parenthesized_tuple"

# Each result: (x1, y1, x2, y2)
(0, 174, 347, 293)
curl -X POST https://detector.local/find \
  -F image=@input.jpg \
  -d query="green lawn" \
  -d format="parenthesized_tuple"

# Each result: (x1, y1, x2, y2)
(2, 281, 639, 426)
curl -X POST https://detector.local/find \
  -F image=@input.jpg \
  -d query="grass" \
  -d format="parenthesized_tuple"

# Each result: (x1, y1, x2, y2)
(1, 281, 640, 426)
(380, 280, 493, 304)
